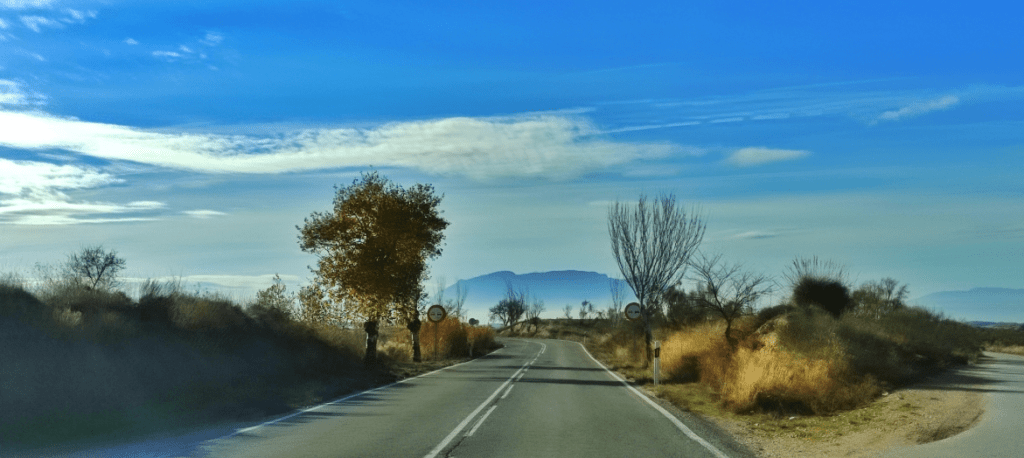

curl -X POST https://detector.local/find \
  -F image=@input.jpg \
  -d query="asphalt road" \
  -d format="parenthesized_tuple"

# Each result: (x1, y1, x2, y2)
(39, 338, 753, 458)
(884, 351, 1024, 458)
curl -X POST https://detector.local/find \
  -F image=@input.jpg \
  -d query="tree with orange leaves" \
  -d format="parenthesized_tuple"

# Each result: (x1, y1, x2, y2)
(298, 171, 448, 366)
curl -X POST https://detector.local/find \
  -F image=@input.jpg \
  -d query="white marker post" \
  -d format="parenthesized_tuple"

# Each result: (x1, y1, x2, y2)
(653, 340, 661, 386)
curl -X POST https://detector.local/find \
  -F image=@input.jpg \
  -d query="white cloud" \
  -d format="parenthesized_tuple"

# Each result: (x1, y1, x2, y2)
(730, 230, 779, 240)
(0, 111, 679, 179)
(0, 79, 26, 105)
(200, 32, 223, 46)
(726, 147, 809, 167)
(0, 158, 118, 195)
(152, 50, 182, 59)
(0, 18, 9, 29)
(0, 80, 45, 105)
(20, 15, 60, 32)
(62, 9, 96, 24)
(123, 37, 138, 45)
(182, 209, 226, 219)
(876, 95, 959, 122)
(0, 158, 165, 225)
(179, 45, 193, 53)
(1, 0, 55, 9)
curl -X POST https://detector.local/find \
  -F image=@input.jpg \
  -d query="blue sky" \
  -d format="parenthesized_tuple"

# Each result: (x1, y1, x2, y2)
(1, 0, 1022, 320)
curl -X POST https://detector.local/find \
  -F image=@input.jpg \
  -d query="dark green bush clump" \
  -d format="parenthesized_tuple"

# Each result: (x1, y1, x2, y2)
(792, 276, 852, 318)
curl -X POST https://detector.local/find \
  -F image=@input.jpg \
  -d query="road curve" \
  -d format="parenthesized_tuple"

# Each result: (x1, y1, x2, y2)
(30, 338, 753, 457)
(882, 351, 1024, 458)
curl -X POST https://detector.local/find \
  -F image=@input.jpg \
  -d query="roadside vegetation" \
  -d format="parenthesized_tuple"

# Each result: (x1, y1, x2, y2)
(1, 169, 496, 451)
(590, 193, 988, 423)
(566, 266, 984, 417)
(0, 265, 495, 449)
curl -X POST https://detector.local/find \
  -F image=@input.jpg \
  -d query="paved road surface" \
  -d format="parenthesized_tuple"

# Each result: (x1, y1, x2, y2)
(33, 338, 753, 457)
(883, 351, 1024, 458)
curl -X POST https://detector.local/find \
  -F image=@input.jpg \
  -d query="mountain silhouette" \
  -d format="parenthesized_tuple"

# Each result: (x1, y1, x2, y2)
(440, 270, 636, 322)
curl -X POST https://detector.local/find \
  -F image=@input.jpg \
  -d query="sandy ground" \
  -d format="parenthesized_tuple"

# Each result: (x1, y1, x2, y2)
(712, 368, 986, 457)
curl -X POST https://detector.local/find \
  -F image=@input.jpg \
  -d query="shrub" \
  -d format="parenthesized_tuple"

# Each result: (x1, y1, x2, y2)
(792, 276, 852, 318)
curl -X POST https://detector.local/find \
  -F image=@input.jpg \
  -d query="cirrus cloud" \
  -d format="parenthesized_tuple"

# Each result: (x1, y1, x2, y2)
(0, 110, 679, 180)
(876, 95, 959, 123)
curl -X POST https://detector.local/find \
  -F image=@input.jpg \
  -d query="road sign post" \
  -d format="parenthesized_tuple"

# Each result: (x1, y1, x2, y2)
(427, 305, 447, 360)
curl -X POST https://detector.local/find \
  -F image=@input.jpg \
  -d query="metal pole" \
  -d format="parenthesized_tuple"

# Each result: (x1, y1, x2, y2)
(433, 321, 439, 360)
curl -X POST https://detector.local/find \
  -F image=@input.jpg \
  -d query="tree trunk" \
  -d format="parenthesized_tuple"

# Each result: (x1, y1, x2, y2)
(364, 320, 379, 367)
(724, 318, 738, 348)
(407, 318, 422, 363)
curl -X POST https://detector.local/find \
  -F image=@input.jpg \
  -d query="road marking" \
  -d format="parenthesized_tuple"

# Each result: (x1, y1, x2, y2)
(424, 342, 545, 458)
(501, 384, 514, 399)
(225, 349, 493, 438)
(576, 341, 732, 458)
(466, 405, 498, 437)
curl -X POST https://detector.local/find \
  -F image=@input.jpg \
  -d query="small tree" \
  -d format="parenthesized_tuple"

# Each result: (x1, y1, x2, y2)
(578, 300, 590, 321)
(609, 277, 626, 324)
(689, 253, 774, 347)
(563, 304, 573, 320)
(489, 283, 527, 327)
(852, 277, 909, 319)
(609, 193, 705, 363)
(663, 286, 705, 328)
(251, 274, 295, 321)
(64, 245, 126, 291)
(298, 171, 448, 366)
(526, 299, 545, 331)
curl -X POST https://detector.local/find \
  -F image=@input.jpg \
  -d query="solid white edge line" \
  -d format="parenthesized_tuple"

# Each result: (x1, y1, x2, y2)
(466, 405, 498, 437)
(575, 341, 731, 458)
(225, 349, 498, 438)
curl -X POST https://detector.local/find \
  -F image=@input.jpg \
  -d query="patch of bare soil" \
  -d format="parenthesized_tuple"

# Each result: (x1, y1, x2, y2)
(710, 369, 986, 457)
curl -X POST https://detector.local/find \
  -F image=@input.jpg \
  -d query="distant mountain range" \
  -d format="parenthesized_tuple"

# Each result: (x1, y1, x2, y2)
(914, 287, 1024, 323)
(440, 272, 1023, 324)
(441, 270, 636, 322)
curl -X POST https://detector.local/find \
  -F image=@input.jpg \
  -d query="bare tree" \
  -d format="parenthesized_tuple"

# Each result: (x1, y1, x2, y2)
(689, 253, 774, 347)
(563, 304, 573, 320)
(608, 194, 705, 363)
(578, 300, 590, 321)
(609, 277, 626, 324)
(450, 281, 468, 320)
(64, 245, 126, 290)
(526, 298, 545, 332)
(489, 283, 527, 327)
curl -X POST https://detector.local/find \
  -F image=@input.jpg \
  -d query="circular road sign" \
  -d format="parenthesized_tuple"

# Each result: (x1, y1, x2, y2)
(624, 302, 642, 321)
(427, 305, 447, 323)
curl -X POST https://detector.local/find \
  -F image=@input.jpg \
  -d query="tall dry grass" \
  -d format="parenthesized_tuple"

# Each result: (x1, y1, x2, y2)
(381, 317, 497, 361)
(660, 319, 878, 414)
(654, 304, 978, 416)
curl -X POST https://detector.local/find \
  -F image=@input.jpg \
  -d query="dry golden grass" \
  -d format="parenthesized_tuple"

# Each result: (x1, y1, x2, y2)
(380, 317, 497, 361)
